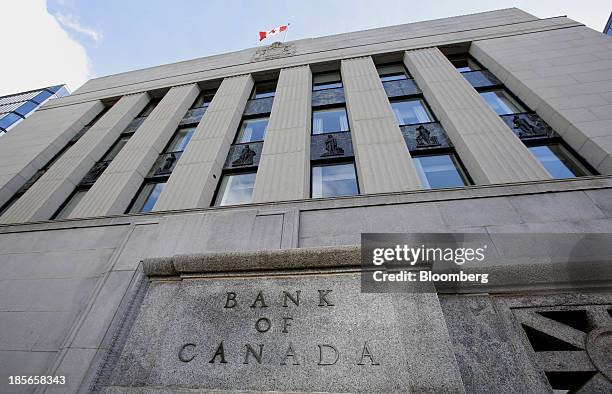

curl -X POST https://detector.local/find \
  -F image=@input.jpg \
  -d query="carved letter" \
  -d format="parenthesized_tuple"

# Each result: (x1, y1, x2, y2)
(282, 316, 293, 333)
(250, 291, 268, 308)
(317, 344, 339, 366)
(318, 290, 334, 306)
(209, 341, 227, 364)
(178, 343, 196, 363)
(280, 342, 300, 365)
(282, 290, 300, 307)
(255, 317, 271, 333)
(224, 292, 237, 308)
(357, 342, 380, 365)
(244, 344, 264, 364)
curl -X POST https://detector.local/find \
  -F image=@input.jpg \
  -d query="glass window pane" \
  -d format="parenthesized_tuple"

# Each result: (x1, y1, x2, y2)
(129, 182, 166, 213)
(413, 154, 467, 189)
(192, 91, 215, 108)
(102, 136, 131, 161)
(313, 72, 342, 90)
(215, 172, 256, 206)
(312, 108, 349, 134)
(139, 99, 160, 117)
(312, 163, 358, 198)
(236, 118, 268, 143)
(378, 64, 408, 81)
(166, 127, 196, 152)
(451, 57, 481, 73)
(252, 82, 277, 99)
(391, 99, 433, 125)
(479, 90, 525, 115)
(54, 190, 88, 219)
(528, 144, 589, 179)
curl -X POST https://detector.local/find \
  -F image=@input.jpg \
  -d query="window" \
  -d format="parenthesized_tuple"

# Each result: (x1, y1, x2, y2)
(139, 99, 160, 117)
(251, 81, 277, 99)
(312, 163, 359, 198)
(53, 189, 88, 219)
(102, 136, 131, 161)
(391, 99, 433, 125)
(312, 108, 349, 134)
(377, 63, 409, 82)
(528, 144, 590, 179)
(313, 72, 342, 91)
(479, 89, 525, 115)
(413, 154, 468, 189)
(192, 91, 215, 108)
(214, 172, 257, 206)
(128, 182, 166, 213)
(166, 126, 196, 152)
(450, 56, 482, 73)
(236, 117, 268, 143)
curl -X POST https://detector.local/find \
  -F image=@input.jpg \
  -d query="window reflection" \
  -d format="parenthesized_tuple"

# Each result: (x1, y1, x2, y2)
(236, 118, 268, 143)
(479, 89, 525, 115)
(391, 99, 433, 125)
(413, 154, 467, 189)
(53, 190, 88, 219)
(312, 163, 358, 198)
(166, 126, 196, 152)
(215, 172, 257, 206)
(129, 182, 166, 213)
(312, 108, 349, 134)
(528, 144, 589, 179)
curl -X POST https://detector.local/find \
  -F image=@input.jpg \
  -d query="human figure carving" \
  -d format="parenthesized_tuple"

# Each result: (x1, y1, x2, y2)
(232, 144, 256, 166)
(415, 125, 439, 147)
(322, 134, 344, 157)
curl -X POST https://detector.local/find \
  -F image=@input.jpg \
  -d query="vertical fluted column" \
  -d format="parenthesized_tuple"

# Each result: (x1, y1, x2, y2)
(0, 101, 103, 211)
(251, 66, 311, 203)
(0, 93, 149, 223)
(152, 75, 254, 210)
(341, 56, 422, 194)
(69, 84, 199, 217)
(471, 31, 612, 175)
(403, 48, 550, 184)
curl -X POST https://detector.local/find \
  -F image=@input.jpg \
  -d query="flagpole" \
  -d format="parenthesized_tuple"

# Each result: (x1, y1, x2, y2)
(283, 23, 290, 43)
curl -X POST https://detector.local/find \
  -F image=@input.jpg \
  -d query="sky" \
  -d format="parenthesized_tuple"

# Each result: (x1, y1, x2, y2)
(2, 0, 611, 96)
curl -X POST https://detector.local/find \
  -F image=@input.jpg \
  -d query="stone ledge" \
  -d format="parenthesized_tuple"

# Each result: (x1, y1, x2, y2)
(143, 245, 361, 277)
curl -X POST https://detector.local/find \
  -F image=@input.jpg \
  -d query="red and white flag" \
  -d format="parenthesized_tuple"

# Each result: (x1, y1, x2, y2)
(259, 24, 288, 41)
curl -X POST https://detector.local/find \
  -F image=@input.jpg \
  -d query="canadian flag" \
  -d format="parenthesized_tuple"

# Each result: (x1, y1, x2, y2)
(259, 24, 288, 41)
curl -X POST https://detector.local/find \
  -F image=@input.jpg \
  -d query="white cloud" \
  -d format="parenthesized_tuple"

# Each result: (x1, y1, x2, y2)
(55, 12, 103, 44)
(0, 0, 92, 96)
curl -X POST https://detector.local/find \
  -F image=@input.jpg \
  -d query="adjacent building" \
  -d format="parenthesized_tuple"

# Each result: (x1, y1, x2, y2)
(605, 11, 612, 35)
(0, 8, 611, 393)
(0, 85, 69, 135)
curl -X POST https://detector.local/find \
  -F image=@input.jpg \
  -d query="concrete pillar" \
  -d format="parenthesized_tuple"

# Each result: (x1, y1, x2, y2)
(403, 48, 550, 184)
(341, 56, 422, 194)
(152, 75, 253, 211)
(0, 93, 149, 223)
(470, 27, 612, 174)
(69, 84, 199, 217)
(0, 100, 103, 210)
(252, 66, 311, 203)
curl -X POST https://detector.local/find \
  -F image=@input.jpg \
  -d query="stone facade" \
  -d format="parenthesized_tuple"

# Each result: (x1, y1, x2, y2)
(0, 8, 611, 393)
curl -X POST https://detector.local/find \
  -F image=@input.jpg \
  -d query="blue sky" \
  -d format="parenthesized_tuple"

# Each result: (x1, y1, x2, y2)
(3, 1, 611, 95)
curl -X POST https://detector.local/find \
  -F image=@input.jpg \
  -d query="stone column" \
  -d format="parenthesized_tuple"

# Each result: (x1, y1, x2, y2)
(470, 27, 612, 174)
(152, 75, 254, 211)
(69, 84, 199, 217)
(0, 94, 149, 223)
(403, 48, 550, 184)
(341, 56, 422, 194)
(252, 66, 311, 203)
(0, 100, 103, 210)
